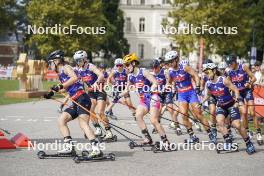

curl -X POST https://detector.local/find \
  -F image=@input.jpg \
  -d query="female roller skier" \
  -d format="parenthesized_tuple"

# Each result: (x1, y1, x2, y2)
(44, 50, 102, 158)
(225, 55, 263, 144)
(164, 50, 216, 144)
(201, 62, 256, 154)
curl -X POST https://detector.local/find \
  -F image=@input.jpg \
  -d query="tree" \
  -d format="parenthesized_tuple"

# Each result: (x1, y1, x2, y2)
(167, 0, 253, 56)
(26, 0, 111, 59)
(0, 0, 17, 35)
(100, 0, 129, 60)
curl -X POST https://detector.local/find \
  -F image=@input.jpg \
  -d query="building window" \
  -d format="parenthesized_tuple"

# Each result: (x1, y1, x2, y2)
(127, 0, 131, 5)
(161, 48, 166, 56)
(140, 0, 145, 5)
(125, 17, 131, 32)
(138, 44, 144, 59)
(139, 18, 145, 32)
(162, 0, 170, 4)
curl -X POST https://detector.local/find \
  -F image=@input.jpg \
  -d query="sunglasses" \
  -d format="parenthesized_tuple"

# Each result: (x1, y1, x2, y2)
(203, 69, 213, 75)
(116, 64, 123, 67)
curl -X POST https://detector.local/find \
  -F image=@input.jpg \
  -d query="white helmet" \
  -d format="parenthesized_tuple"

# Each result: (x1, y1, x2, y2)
(203, 63, 217, 71)
(164, 50, 179, 62)
(180, 59, 189, 66)
(114, 58, 123, 65)
(73, 50, 87, 61)
(218, 62, 227, 69)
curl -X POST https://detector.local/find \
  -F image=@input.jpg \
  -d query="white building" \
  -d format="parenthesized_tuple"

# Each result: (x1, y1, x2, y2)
(119, 0, 173, 65)
(119, 0, 222, 68)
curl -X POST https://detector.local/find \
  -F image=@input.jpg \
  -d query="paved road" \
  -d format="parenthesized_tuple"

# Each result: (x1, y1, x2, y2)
(0, 94, 263, 176)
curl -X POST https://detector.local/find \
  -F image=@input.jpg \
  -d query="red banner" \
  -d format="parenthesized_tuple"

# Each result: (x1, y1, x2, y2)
(253, 85, 264, 117)
(44, 70, 58, 80)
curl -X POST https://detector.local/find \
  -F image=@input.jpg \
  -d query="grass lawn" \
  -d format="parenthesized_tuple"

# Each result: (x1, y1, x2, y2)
(0, 79, 58, 105)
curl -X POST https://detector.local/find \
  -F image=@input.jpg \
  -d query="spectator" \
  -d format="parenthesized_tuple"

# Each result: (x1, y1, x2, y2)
(254, 61, 262, 85)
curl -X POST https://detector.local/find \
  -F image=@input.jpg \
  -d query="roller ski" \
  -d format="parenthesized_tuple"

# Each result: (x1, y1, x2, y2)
(37, 141, 77, 159)
(105, 110, 118, 120)
(184, 135, 199, 144)
(216, 142, 239, 154)
(256, 133, 263, 145)
(128, 138, 153, 150)
(99, 130, 117, 143)
(151, 141, 177, 153)
(73, 151, 115, 164)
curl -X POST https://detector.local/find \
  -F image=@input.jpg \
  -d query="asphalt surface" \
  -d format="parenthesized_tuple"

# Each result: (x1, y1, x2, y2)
(0, 93, 263, 176)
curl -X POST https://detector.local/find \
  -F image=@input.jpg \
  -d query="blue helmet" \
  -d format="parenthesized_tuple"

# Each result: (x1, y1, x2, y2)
(151, 59, 160, 68)
(46, 50, 64, 62)
(225, 55, 237, 65)
(99, 63, 107, 69)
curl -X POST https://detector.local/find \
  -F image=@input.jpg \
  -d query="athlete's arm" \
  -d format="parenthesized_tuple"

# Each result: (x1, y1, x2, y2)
(90, 64, 104, 83)
(143, 69, 158, 92)
(107, 70, 114, 85)
(223, 77, 240, 101)
(243, 65, 256, 85)
(185, 65, 200, 87)
(63, 65, 79, 89)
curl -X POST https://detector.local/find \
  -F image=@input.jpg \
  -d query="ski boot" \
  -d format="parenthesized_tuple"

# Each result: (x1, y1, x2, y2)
(193, 121, 202, 132)
(256, 133, 263, 145)
(132, 112, 136, 121)
(208, 132, 217, 144)
(95, 127, 103, 137)
(152, 128, 158, 134)
(247, 130, 254, 139)
(169, 122, 177, 130)
(101, 130, 117, 142)
(246, 141, 256, 155)
(176, 127, 182, 136)
(184, 135, 199, 144)
(151, 140, 176, 153)
(128, 137, 153, 150)
(211, 127, 217, 138)
(57, 104, 64, 113)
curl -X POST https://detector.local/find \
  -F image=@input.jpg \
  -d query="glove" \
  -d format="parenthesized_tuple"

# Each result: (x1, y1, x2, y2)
(51, 84, 63, 92)
(113, 95, 121, 103)
(195, 86, 201, 95)
(43, 91, 54, 99)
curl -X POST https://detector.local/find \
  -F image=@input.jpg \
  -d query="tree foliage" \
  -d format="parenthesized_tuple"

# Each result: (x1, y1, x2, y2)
(168, 0, 253, 56)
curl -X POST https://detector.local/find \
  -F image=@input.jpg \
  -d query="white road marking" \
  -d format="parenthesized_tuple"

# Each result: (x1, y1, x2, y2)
(0, 118, 7, 121)
(43, 119, 52, 122)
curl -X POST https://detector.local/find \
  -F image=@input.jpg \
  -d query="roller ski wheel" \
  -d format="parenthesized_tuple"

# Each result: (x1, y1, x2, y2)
(128, 141, 136, 149)
(216, 143, 239, 154)
(73, 153, 116, 163)
(37, 150, 77, 159)
(37, 151, 46, 159)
